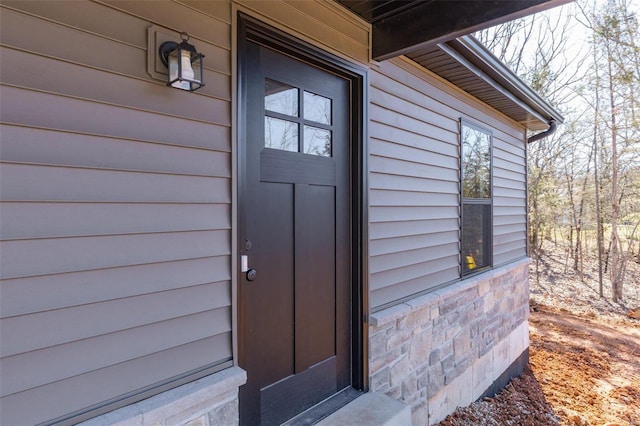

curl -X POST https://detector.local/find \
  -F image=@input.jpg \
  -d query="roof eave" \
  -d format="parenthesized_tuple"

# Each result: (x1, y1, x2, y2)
(452, 35, 565, 128)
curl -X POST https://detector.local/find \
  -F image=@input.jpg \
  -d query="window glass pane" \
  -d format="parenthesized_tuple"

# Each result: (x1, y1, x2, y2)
(304, 126, 331, 157)
(304, 91, 331, 125)
(265, 117, 298, 152)
(462, 125, 491, 198)
(265, 80, 298, 117)
(462, 203, 491, 274)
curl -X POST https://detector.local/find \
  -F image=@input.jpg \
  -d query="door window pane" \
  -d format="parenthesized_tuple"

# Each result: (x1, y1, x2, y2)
(265, 117, 298, 152)
(265, 80, 298, 117)
(304, 126, 331, 157)
(304, 91, 331, 125)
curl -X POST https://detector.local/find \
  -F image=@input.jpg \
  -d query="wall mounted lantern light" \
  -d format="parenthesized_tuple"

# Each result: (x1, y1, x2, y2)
(159, 32, 205, 92)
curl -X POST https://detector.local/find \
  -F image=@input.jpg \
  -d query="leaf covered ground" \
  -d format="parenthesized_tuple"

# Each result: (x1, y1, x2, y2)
(438, 240, 640, 425)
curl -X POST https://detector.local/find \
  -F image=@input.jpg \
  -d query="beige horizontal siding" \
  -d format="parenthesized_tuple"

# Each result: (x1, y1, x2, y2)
(0, 163, 230, 203)
(0, 202, 230, 240)
(235, 0, 370, 63)
(2, 300, 231, 388)
(0, 1, 233, 425)
(1, 85, 230, 150)
(369, 62, 461, 308)
(493, 127, 527, 267)
(0, 124, 231, 178)
(1, 260, 230, 318)
(1, 334, 231, 426)
(369, 57, 528, 309)
(1, 230, 230, 279)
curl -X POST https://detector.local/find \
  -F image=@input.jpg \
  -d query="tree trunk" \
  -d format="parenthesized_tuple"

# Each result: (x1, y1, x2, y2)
(607, 53, 622, 303)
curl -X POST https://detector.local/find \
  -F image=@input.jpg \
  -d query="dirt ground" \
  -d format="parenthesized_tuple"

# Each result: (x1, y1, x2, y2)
(439, 240, 640, 425)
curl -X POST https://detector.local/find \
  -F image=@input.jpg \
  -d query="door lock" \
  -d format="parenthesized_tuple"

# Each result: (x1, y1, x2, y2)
(246, 269, 257, 281)
(241, 255, 257, 281)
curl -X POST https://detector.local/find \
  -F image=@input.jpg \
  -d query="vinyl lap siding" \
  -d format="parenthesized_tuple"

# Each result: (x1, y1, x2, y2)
(369, 58, 528, 310)
(0, 1, 232, 425)
(369, 61, 460, 309)
(493, 136, 527, 266)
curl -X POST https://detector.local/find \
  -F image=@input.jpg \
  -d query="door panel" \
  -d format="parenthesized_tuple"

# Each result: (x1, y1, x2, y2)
(294, 183, 336, 372)
(239, 39, 351, 425)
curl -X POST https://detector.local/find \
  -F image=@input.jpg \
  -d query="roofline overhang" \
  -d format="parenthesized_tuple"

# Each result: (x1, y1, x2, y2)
(434, 35, 564, 131)
(372, 0, 574, 61)
(453, 36, 565, 125)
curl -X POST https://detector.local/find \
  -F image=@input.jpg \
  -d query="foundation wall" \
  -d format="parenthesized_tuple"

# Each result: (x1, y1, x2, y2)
(368, 259, 530, 425)
(78, 367, 246, 426)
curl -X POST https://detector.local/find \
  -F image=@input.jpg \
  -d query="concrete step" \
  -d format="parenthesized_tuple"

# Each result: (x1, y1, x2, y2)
(315, 392, 411, 426)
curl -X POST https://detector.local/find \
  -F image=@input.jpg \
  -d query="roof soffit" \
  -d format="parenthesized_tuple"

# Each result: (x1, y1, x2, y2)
(336, 0, 573, 61)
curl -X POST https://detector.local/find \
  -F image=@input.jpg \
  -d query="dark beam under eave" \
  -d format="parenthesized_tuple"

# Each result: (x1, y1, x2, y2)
(372, 0, 573, 61)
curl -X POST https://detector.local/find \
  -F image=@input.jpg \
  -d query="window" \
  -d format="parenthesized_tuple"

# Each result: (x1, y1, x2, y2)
(461, 120, 492, 275)
(264, 79, 332, 157)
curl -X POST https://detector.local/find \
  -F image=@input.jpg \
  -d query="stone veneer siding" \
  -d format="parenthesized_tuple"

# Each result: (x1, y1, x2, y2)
(368, 259, 531, 425)
(78, 367, 246, 426)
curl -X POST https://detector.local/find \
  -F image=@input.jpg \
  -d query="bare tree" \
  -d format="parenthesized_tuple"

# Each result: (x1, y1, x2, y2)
(590, 0, 640, 302)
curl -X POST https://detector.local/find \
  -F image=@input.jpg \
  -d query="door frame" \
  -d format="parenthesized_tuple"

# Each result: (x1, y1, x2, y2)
(236, 11, 370, 401)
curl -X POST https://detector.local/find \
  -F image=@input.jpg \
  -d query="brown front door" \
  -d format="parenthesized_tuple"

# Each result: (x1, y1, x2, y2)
(238, 34, 352, 425)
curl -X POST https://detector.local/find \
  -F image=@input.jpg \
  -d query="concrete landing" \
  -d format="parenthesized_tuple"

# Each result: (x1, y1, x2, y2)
(315, 392, 411, 426)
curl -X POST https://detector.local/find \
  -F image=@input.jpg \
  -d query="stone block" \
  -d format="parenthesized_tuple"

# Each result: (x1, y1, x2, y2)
(493, 335, 511, 378)
(446, 367, 474, 412)
(459, 306, 472, 324)
(207, 399, 238, 426)
(390, 356, 411, 387)
(417, 371, 428, 389)
(164, 392, 234, 426)
(430, 305, 440, 320)
(370, 304, 410, 328)
(370, 330, 388, 360)
(387, 385, 402, 400)
(444, 354, 469, 386)
(370, 366, 391, 392)
(472, 350, 493, 400)
(479, 278, 491, 295)
(439, 300, 457, 316)
(370, 347, 402, 374)
(441, 354, 455, 375)
(445, 311, 461, 327)
(411, 401, 429, 426)
(185, 415, 208, 426)
(509, 321, 529, 360)
(459, 288, 478, 306)
(387, 329, 411, 351)
(427, 388, 449, 426)
(401, 373, 418, 400)
(427, 364, 444, 398)
(429, 348, 440, 366)
(409, 330, 432, 368)
(482, 291, 495, 314)
(453, 329, 470, 357)
(469, 317, 485, 339)
(439, 341, 454, 360)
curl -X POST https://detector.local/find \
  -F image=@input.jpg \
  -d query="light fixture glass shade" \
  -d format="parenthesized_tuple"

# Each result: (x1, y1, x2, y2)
(168, 49, 193, 91)
(159, 33, 205, 92)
